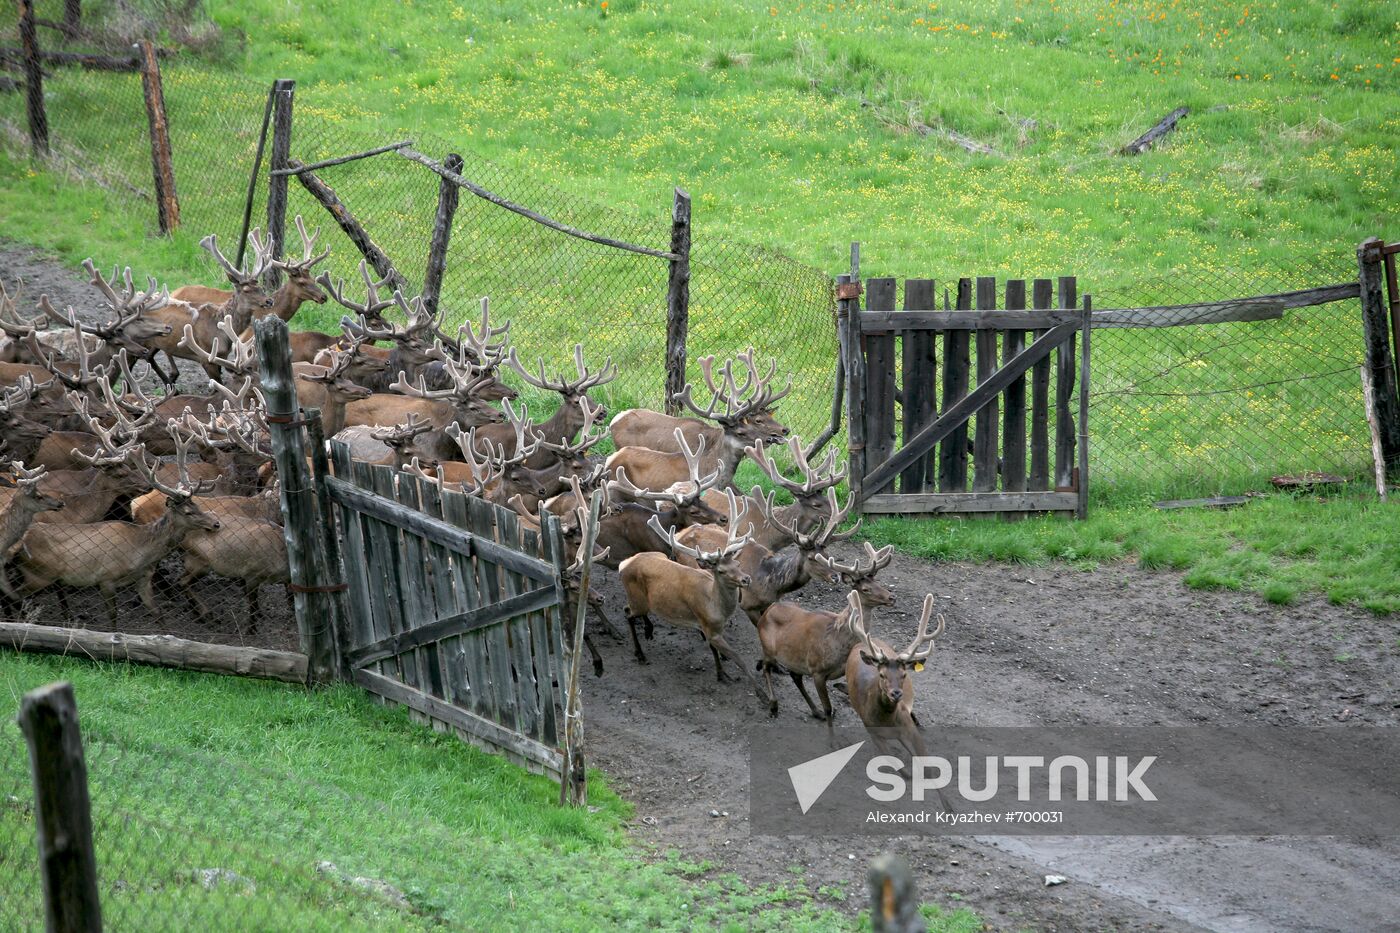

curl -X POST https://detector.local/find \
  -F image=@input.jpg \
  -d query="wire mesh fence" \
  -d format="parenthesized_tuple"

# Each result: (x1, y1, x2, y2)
(0, 48, 1374, 505)
(0, 717, 477, 930)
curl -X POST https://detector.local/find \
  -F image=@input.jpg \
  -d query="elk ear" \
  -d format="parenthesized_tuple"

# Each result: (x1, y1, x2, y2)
(859, 650, 878, 666)
(912, 660, 925, 672)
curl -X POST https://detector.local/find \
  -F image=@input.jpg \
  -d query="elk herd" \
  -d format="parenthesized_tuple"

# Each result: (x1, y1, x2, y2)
(0, 220, 946, 736)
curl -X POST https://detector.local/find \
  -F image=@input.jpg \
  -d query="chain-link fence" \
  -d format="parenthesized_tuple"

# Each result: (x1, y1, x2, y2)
(0, 45, 1373, 504)
(0, 716, 482, 930)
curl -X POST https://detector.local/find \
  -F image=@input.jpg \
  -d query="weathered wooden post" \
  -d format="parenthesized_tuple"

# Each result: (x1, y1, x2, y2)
(422, 152, 463, 318)
(256, 316, 343, 683)
(559, 488, 602, 807)
(136, 39, 180, 234)
(1358, 237, 1400, 473)
(305, 409, 352, 674)
(19, 682, 102, 933)
(868, 853, 925, 933)
(1077, 294, 1092, 519)
(1054, 276, 1078, 493)
(18, 0, 49, 158)
(840, 243, 865, 504)
(264, 78, 295, 290)
(63, 0, 81, 34)
(235, 85, 277, 270)
(664, 188, 692, 416)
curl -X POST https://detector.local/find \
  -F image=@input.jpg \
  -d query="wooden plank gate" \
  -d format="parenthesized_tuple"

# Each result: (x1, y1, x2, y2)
(323, 440, 573, 783)
(841, 273, 1091, 518)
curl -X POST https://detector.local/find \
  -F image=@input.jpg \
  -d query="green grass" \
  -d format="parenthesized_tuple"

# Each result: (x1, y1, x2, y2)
(0, 654, 982, 930)
(863, 484, 1400, 614)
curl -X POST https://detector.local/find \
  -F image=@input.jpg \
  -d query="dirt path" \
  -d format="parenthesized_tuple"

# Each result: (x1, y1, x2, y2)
(582, 549, 1400, 932)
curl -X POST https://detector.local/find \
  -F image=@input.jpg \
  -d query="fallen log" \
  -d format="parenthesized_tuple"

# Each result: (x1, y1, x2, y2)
(0, 621, 309, 684)
(1120, 107, 1189, 155)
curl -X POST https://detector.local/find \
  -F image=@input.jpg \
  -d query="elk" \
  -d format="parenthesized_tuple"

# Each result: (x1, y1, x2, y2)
(618, 491, 764, 697)
(679, 486, 855, 628)
(489, 343, 616, 467)
(212, 215, 330, 331)
(293, 341, 374, 436)
(341, 351, 505, 452)
(146, 230, 274, 385)
(605, 369, 787, 494)
(12, 439, 220, 623)
(416, 297, 517, 401)
(701, 437, 845, 549)
(174, 510, 289, 633)
(483, 399, 606, 512)
(609, 348, 792, 453)
(0, 377, 58, 464)
(0, 462, 65, 599)
(756, 542, 897, 721)
(845, 592, 945, 758)
(323, 266, 447, 390)
(308, 338, 388, 387)
(370, 414, 435, 470)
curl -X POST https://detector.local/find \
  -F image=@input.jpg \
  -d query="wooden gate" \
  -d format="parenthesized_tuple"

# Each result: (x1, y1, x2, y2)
(323, 441, 572, 782)
(842, 274, 1090, 518)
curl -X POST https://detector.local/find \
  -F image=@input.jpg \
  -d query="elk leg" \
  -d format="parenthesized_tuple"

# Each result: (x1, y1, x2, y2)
(625, 614, 650, 664)
(179, 570, 211, 622)
(709, 644, 734, 683)
(706, 633, 765, 702)
(98, 584, 119, 627)
(897, 710, 928, 759)
(790, 673, 823, 719)
(585, 634, 604, 677)
(814, 674, 835, 722)
(762, 661, 779, 717)
(588, 595, 624, 640)
(55, 585, 72, 622)
(245, 582, 261, 635)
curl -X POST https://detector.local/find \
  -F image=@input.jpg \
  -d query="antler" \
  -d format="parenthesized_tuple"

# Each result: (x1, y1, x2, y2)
(177, 319, 257, 375)
(506, 343, 617, 397)
(748, 436, 845, 498)
(457, 296, 512, 368)
(538, 397, 607, 457)
(761, 486, 861, 551)
(321, 260, 397, 326)
(273, 215, 330, 272)
(814, 540, 894, 582)
(675, 348, 792, 425)
(646, 488, 750, 563)
(0, 282, 47, 339)
(201, 229, 273, 285)
(370, 412, 433, 448)
(302, 338, 363, 386)
(2, 460, 47, 488)
(897, 594, 945, 662)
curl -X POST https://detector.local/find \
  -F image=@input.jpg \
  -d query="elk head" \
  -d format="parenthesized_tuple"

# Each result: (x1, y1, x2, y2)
(507, 342, 618, 421)
(850, 592, 944, 710)
(0, 461, 64, 514)
(816, 541, 895, 608)
(648, 489, 754, 589)
(270, 216, 331, 308)
(673, 347, 792, 445)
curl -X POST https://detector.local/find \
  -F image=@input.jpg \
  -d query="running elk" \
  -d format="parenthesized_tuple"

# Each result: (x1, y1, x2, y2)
(845, 592, 945, 758)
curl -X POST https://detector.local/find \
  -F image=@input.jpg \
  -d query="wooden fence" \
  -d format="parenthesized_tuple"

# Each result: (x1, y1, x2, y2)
(325, 441, 575, 785)
(843, 272, 1090, 518)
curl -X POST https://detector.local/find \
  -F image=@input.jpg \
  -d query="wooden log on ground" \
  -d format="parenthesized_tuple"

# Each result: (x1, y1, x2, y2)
(19, 681, 102, 933)
(293, 161, 411, 294)
(1120, 107, 1189, 155)
(1154, 496, 1250, 510)
(664, 188, 691, 416)
(0, 624, 309, 682)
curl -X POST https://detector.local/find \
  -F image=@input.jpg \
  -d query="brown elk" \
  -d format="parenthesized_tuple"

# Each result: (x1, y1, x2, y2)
(323, 267, 448, 391)
(293, 341, 374, 436)
(13, 439, 220, 623)
(370, 414, 436, 470)
(175, 510, 289, 633)
(484, 343, 616, 467)
(678, 486, 855, 628)
(845, 592, 945, 758)
(754, 541, 896, 720)
(147, 231, 275, 385)
(0, 462, 65, 598)
(730, 437, 845, 549)
(608, 348, 791, 453)
(605, 367, 788, 494)
(341, 356, 505, 452)
(618, 491, 764, 697)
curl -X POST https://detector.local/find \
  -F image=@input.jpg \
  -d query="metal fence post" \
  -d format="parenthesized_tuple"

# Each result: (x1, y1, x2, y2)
(664, 187, 691, 416)
(136, 39, 180, 234)
(256, 316, 343, 683)
(19, 682, 102, 933)
(1358, 237, 1400, 473)
(18, 0, 49, 158)
(264, 78, 295, 290)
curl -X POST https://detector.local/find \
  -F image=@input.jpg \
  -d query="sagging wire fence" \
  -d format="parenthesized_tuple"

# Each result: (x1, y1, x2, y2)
(0, 41, 1375, 501)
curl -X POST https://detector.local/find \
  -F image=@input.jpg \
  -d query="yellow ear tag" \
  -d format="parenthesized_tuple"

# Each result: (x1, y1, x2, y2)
(913, 661, 925, 672)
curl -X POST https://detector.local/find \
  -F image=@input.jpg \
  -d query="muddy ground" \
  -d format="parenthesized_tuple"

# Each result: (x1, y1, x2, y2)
(583, 548, 1400, 932)
(7, 244, 1399, 931)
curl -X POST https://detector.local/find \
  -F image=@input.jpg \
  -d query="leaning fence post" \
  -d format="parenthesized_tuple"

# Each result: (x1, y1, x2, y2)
(422, 152, 463, 318)
(236, 86, 277, 270)
(136, 39, 179, 235)
(1358, 237, 1400, 473)
(264, 78, 295, 290)
(256, 316, 342, 684)
(19, 681, 102, 933)
(868, 853, 924, 933)
(664, 188, 692, 416)
(559, 489, 601, 808)
(18, 0, 49, 158)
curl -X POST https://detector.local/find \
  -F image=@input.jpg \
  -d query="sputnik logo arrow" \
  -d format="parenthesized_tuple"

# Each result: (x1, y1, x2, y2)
(787, 741, 864, 814)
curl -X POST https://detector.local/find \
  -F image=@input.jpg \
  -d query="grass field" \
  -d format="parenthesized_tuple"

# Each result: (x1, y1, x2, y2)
(0, 654, 983, 931)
